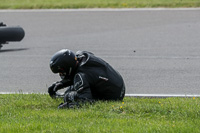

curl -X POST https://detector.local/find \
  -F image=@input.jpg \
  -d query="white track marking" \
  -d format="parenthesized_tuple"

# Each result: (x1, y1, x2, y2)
(1, 92, 200, 98)
(125, 94, 200, 98)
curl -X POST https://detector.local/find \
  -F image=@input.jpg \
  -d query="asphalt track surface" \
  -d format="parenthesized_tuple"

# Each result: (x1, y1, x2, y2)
(0, 8, 200, 95)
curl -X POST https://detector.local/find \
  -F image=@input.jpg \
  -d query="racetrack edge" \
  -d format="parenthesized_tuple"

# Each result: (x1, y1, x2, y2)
(0, 92, 200, 98)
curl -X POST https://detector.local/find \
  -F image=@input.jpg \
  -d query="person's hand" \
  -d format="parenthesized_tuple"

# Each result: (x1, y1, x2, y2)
(64, 91, 77, 102)
(48, 83, 56, 98)
(48, 82, 64, 98)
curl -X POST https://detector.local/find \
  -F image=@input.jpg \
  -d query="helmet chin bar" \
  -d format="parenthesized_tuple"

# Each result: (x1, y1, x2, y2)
(59, 73, 66, 79)
(59, 70, 73, 80)
(68, 67, 72, 75)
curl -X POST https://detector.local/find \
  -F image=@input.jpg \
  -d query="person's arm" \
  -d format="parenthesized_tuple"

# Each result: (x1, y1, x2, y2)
(58, 73, 93, 109)
(65, 73, 92, 101)
(48, 79, 73, 98)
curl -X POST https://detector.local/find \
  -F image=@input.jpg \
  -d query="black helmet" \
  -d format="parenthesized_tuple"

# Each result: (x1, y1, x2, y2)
(50, 49, 77, 78)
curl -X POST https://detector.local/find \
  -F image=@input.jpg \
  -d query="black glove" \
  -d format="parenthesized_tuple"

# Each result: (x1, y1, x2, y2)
(48, 83, 56, 97)
(48, 82, 64, 98)
(64, 91, 77, 103)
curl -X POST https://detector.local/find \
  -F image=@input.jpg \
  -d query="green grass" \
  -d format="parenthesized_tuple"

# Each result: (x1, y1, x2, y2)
(0, 94, 200, 132)
(0, 0, 200, 9)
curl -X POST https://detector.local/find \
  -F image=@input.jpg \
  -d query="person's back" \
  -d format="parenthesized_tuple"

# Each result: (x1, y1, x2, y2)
(76, 51, 125, 100)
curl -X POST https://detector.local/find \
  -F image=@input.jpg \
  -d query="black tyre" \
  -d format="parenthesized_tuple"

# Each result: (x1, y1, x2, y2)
(0, 27, 25, 42)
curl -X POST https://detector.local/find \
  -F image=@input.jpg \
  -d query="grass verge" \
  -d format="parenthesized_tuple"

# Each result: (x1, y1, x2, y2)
(0, 0, 200, 9)
(0, 94, 200, 132)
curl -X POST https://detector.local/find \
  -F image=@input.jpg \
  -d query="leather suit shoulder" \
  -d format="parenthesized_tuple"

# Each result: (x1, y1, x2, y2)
(76, 51, 93, 67)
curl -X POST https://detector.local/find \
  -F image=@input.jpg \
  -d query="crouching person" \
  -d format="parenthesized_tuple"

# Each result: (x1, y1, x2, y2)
(48, 49, 125, 109)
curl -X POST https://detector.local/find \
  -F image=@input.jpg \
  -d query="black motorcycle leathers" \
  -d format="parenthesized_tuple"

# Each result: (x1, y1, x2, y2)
(52, 51, 126, 108)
